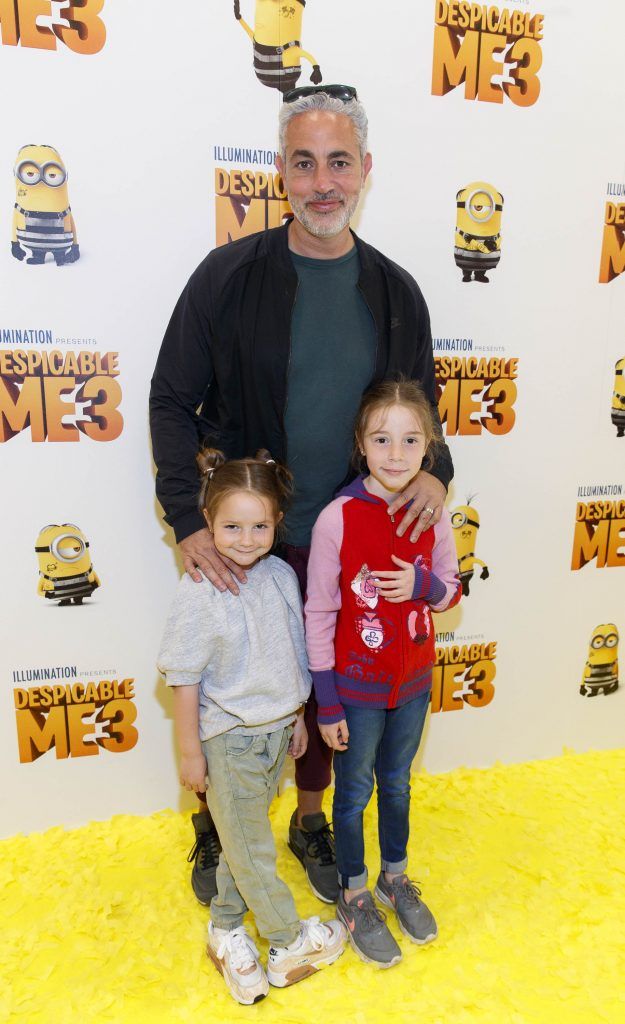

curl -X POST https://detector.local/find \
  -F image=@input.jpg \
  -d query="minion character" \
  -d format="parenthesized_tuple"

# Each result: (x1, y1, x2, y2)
(580, 624, 619, 696)
(11, 144, 79, 266)
(612, 358, 625, 437)
(35, 524, 100, 605)
(454, 181, 503, 283)
(451, 502, 489, 597)
(234, 0, 322, 93)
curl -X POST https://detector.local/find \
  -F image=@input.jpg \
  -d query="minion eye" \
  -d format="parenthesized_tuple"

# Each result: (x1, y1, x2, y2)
(51, 533, 85, 563)
(451, 512, 466, 529)
(591, 636, 605, 649)
(605, 635, 618, 648)
(43, 163, 66, 187)
(17, 161, 41, 185)
(467, 190, 494, 222)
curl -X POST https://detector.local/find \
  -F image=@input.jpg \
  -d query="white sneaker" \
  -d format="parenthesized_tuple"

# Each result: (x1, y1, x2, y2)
(206, 923, 269, 1004)
(267, 916, 346, 988)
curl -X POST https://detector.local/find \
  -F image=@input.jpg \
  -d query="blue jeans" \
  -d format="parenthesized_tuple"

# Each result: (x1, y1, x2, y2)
(332, 691, 430, 889)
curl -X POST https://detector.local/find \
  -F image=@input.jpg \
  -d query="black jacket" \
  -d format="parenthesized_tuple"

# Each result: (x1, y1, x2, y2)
(150, 224, 453, 543)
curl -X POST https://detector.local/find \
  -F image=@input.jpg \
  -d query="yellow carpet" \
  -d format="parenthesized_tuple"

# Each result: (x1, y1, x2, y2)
(3, 749, 625, 1024)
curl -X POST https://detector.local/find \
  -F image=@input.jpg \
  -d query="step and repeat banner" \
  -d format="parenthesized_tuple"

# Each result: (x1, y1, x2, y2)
(1, 1, 624, 837)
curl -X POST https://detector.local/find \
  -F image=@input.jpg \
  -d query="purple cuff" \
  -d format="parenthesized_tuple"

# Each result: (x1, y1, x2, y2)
(311, 669, 345, 725)
(411, 565, 446, 605)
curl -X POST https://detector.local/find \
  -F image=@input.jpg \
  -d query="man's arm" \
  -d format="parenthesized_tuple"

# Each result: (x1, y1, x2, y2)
(149, 274, 216, 544)
(389, 285, 454, 540)
(150, 272, 247, 592)
(410, 299, 453, 491)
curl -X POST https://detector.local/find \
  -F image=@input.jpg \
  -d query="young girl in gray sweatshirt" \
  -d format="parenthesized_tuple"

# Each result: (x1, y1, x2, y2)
(157, 448, 345, 1005)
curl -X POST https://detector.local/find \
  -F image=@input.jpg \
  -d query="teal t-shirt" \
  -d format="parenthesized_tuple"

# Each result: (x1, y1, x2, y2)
(283, 247, 376, 546)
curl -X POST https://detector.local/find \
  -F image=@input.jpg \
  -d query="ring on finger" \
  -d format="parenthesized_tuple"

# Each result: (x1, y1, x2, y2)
(423, 506, 435, 517)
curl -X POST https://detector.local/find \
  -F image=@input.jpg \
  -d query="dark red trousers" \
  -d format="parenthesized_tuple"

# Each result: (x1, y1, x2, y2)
(280, 543, 333, 793)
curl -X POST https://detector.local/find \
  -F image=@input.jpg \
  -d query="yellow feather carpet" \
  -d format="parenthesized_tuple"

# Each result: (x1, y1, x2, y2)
(2, 749, 624, 1023)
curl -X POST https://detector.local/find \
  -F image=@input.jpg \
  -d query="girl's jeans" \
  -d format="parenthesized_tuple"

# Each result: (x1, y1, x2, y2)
(202, 725, 300, 947)
(332, 690, 430, 889)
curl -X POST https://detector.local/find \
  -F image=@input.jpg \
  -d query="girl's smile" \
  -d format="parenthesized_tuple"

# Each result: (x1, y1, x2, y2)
(208, 491, 281, 569)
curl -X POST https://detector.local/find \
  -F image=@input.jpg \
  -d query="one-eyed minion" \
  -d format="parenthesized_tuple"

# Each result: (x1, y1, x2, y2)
(454, 181, 503, 283)
(35, 524, 100, 605)
(451, 503, 489, 597)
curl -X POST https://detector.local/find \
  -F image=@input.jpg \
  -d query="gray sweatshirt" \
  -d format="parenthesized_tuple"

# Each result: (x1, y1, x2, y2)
(157, 555, 312, 741)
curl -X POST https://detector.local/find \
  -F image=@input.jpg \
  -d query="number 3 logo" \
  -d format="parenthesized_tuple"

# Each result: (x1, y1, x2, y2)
(55, 0, 106, 55)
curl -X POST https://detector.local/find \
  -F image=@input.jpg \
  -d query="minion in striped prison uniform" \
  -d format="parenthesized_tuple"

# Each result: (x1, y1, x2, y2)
(580, 624, 619, 697)
(11, 145, 79, 266)
(454, 182, 503, 283)
(612, 358, 625, 437)
(35, 524, 100, 605)
(451, 503, 489, 598)
(234, 0, 322, 93)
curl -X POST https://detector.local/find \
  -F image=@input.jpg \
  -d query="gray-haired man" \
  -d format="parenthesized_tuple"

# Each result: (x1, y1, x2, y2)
(150, 86, 453, 915)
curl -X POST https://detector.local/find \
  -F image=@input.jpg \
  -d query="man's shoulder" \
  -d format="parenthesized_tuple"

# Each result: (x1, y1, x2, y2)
(355, 234, 426, 303)
(190, 226, 288, 288)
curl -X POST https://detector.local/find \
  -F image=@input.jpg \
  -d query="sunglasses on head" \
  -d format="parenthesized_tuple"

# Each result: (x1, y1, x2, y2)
(283, 84, 358, 104)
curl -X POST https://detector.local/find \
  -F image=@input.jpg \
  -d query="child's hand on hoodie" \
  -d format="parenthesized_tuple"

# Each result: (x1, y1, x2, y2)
(372, 555, 416, 603)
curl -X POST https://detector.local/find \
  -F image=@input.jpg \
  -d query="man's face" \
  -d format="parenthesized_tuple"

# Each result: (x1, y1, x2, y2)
(277, 111, 372, 239)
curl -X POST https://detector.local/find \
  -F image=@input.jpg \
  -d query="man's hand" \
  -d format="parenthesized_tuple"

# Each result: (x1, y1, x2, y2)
(179, 526, 246, 594)
(371, 555, 415, 603)
(179, 752, 208, 793)
(387, 470, 447, 542)
(319, 719, 349, 751)
(288, 715, 308, 759)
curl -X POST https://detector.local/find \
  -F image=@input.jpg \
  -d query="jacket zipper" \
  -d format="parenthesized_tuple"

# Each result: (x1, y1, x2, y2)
(281, 278, 299, 463)
(387, 505, 405, 709)
(357, 281, 380, 383)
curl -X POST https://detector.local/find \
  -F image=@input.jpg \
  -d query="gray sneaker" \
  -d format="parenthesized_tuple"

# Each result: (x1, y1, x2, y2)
(374, 873, 438, 945)
(336, 889, 402, 968)
(188, 810, 221, 906)
(288, 811, 339, 904)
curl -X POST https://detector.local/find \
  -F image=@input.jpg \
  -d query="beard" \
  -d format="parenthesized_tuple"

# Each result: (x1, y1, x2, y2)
(288, 188, 362, 238)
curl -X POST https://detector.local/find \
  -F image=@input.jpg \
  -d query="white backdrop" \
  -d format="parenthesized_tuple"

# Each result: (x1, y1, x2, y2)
(1, 0, 624, 838)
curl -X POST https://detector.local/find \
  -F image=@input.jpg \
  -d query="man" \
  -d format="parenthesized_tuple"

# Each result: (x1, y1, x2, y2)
(150, 85, 453, 909)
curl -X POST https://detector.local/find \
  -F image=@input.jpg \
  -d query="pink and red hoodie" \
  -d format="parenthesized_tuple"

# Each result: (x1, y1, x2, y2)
(305, 477, 462, 724)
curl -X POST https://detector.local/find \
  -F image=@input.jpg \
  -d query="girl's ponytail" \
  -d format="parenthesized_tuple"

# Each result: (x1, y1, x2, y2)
(255, 449, 294, 506)
(196, 447, 226, 510)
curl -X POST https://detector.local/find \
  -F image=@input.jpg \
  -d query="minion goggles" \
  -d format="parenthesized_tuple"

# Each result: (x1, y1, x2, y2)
(35, 527, 87, 563)
(457, 189, 503, 223)
(15, 160, 67, 187)
(590, 633, 618, 649)
(451, 511, 479, 529)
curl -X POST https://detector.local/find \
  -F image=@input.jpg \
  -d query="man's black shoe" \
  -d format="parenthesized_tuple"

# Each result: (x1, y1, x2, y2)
(188, 810, 221, 905)
(287, 810, 339, 904)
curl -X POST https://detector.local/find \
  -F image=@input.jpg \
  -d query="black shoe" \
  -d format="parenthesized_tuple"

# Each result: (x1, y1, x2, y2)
(188, 810, 221, 905)
(288, 810, 339, 904)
